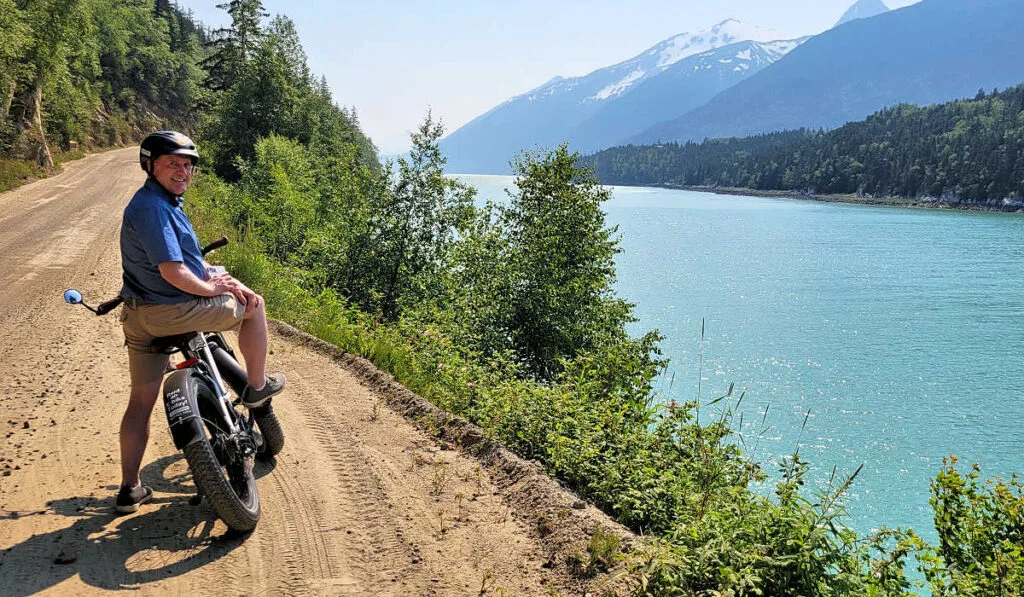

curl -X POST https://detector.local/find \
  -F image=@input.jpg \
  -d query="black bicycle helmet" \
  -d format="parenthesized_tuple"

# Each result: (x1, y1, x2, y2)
(139, 130, 199, 172)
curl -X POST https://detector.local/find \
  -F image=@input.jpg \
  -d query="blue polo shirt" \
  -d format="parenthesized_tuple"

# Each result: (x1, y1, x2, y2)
(120, 178, 206, 304)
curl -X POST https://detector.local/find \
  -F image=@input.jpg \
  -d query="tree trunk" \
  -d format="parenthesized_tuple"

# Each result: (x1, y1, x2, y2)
(0, 81, 14, 123)
(30, 80, 52, 167)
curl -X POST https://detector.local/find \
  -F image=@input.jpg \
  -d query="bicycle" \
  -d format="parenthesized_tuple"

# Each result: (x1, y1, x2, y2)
(63, 237, 284, 532)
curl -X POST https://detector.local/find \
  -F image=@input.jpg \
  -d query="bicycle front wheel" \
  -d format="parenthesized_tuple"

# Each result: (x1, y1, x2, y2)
(176, 370, 261, 532)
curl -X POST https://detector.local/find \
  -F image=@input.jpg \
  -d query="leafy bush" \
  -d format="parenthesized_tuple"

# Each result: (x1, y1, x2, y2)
(0, 157, 48, 192)
(443, 143, 647, 381)
(919, 457, 1024, 596)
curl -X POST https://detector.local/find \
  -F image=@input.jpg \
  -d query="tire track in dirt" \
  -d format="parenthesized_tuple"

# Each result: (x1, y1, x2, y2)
(267, 341, 563, 597)
(304, 410, 415, 583)
(258, 459, 340, 593)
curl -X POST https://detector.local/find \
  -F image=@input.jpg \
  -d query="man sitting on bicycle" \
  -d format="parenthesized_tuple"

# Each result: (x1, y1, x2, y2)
(115, 130, 285, 513)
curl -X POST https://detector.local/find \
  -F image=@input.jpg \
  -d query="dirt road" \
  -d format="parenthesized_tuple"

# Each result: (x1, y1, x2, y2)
(0, 149, 576, 595)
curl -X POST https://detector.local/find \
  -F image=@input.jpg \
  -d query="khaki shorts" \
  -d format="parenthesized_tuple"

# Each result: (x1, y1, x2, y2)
(121, 295, 245, 387)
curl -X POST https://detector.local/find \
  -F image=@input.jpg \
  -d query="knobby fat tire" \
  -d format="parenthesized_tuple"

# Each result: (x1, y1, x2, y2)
(254, 408, 285, 459)
(180, 371, 261, 532)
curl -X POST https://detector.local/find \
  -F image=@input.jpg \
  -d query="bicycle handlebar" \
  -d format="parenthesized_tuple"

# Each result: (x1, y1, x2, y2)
(202, 237, 228, 256)
(93, 237, 230, 316)
(96, 297, 124, 316)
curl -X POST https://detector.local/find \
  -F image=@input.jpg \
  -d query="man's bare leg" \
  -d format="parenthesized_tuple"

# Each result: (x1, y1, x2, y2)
(237, 299, 268, 386)
(120, 379, 162, 488)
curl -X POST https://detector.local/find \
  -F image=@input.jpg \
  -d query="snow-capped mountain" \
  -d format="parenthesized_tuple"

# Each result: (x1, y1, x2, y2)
(630, 0, 1024, 147)
(834, 0, 890, 28)
(525, 19, 787, 104)
(569, 37, 807, 153)
(441, 20, 804, 174)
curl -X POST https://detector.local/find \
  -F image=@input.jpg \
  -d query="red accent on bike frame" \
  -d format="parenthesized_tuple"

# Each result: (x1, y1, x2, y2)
(175, 357, 199, 370)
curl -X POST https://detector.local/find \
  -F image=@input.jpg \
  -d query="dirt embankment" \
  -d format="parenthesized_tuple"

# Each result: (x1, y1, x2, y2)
(0, 148, 634, 596)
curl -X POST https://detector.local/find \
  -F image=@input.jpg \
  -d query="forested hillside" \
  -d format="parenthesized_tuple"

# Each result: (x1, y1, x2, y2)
(0, 0, 375, 175)
(1, 0, 205, 165)
(588, 84, 1024, 207)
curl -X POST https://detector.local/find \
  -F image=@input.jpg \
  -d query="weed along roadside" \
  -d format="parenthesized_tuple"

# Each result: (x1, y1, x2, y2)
(267, 319, 636, 593)
(0, 150, 90, 195)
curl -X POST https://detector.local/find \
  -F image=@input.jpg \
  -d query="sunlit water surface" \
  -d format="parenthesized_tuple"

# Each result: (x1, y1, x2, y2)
(457, 174, 1024, 541)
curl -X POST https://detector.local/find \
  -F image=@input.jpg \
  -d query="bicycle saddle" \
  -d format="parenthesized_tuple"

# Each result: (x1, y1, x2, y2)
(150, 331, 201, 354)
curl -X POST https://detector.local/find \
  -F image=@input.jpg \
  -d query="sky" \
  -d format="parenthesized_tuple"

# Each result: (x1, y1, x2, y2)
(178, 0, 921, 155)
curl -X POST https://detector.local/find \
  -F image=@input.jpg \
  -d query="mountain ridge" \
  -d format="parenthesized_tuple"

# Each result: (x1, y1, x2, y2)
(834, 0, 890, 28)
(440, 19, 801, 174)
(628, 0, 1024, 146)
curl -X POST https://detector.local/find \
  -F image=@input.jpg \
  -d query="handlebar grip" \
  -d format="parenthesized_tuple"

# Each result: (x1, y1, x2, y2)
(96, 296, 124, 316)
(201, 236, 228, 256)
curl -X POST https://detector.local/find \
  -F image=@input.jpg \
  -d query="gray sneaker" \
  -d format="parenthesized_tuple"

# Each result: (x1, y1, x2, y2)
(242, 373, 286, 408)
(116, 483, 153, 513)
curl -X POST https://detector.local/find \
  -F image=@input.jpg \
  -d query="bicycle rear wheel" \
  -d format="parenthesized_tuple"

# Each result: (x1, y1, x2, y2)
(253, 405, 285, 459)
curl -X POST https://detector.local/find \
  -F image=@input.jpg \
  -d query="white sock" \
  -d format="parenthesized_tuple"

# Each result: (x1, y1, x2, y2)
(251, 381, 266, 392)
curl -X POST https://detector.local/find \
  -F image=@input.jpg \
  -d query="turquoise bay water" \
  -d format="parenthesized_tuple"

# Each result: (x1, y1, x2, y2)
(457, 174, 1024, 540)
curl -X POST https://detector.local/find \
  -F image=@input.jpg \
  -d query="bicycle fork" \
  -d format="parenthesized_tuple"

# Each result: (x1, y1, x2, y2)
(187, 334, 239, 434)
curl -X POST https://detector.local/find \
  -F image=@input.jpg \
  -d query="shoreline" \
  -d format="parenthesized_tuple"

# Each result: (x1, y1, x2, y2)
(622, 182, 1024, 213)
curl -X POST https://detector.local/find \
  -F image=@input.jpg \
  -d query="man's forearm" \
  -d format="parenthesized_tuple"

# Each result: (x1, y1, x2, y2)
(158, 262, 217, 297)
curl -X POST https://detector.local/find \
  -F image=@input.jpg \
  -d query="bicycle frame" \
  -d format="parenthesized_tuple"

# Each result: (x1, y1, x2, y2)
(162, 332, 254, 450)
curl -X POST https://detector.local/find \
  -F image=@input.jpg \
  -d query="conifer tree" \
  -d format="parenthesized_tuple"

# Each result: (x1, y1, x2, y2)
(200, 0, 268, 92)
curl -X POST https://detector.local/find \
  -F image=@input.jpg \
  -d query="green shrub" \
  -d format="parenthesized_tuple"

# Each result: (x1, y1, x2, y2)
(919, 457, 1024, 596)
(0, 157, 48, 193)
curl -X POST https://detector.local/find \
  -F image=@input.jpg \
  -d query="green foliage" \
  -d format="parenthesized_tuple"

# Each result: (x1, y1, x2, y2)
(200, 6, 377, 181)
(502, 145, 637, 378)
(443, 144, 652, 382)
(205, 112, 461, 322)
(1, 0, 208, 159)
(199, 0, 267, 92)
(588, 84, 1024, 205)
(919, 456, 1024, 596)
(89, 0, 204, 125)
(0, 156, 48, 192)
(0, 0, 29, 146)
(625, 453, 922, 597)
(588, 525, 623, 573)
(234, 134, 317, 259)
(366, 113, 475, 319)
(205, 35, 293, 178)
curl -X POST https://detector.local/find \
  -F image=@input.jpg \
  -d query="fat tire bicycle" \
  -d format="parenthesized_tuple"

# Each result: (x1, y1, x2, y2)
(64, 237, 283, 532)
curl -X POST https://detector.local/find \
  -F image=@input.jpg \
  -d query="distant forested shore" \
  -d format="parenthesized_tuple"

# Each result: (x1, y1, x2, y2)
(586, 84, 1024, 210)
(634, 182, 1024, 212)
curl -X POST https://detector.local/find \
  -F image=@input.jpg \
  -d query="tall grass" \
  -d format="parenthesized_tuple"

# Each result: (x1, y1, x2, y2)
(0, 158, 49, 193)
